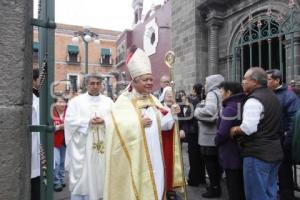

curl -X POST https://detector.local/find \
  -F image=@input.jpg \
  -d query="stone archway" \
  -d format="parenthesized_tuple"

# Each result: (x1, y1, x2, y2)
(229, 1, 300, 81)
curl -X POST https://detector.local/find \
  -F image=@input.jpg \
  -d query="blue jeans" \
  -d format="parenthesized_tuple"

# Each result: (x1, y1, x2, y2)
(243, 157, 280, 200)
(54, 146, 66, 186)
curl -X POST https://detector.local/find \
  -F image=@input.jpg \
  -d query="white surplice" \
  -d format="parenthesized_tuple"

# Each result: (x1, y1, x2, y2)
(65, 93, 113, 200)
(31, 93, 40, 178)
(141, 105, 174, 200)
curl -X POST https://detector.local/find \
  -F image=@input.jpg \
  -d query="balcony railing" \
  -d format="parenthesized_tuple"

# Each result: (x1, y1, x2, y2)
(99, 57, 113, 67)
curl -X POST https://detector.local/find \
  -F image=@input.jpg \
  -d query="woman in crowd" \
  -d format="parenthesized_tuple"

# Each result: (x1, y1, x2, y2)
(194, 74, 224, 198)
(53, 95, 67, 192)
(178, 90, 190, 144)
(215, 81, 245, 200)
(180, 84, 206, 186)
(160, 86, 182, 200)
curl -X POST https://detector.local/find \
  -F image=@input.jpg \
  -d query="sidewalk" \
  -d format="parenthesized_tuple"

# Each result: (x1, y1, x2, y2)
(54, 143, 300, 200)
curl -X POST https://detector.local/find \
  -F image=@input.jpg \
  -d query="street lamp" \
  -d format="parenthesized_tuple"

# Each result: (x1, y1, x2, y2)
(72, 26, 100, 74)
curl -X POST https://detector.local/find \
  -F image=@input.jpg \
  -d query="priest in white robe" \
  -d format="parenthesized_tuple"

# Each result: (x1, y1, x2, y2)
(31, 68, 41, 200)
(65, 74, 114, 200)
(104, 47, 185, 200)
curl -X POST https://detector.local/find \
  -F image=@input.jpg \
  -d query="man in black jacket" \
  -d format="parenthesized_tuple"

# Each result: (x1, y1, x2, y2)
(230, 67, 283, 200)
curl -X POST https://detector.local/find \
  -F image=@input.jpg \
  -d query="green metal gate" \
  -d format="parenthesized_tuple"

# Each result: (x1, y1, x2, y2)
(232, 1, 300, 81)
(30, 0, 56, 199)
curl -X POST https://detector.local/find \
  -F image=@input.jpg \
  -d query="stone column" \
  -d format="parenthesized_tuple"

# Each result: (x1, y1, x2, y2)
(294, 33, 300, 80)
(207, 19, 222, 75)
(0, 1, 32, 200)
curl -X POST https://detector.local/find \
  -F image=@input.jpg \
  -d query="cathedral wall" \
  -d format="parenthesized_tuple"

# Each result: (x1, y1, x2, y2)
(0, 0, 32, 199)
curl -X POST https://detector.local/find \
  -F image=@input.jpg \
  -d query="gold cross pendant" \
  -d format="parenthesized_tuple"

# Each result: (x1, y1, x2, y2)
(93, 141, 105, 154)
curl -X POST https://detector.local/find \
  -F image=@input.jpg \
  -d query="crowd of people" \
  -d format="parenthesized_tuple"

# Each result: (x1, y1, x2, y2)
(31, 47, 300, 200)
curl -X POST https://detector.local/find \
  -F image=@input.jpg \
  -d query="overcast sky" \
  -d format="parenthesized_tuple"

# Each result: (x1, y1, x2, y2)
(34, 0, 165, 31)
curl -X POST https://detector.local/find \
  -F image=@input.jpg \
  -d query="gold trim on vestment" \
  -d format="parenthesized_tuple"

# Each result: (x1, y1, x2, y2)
(150, 98, 167, 198)
(105, 92, 186, 199)
(110, 112, 140, 200)
(131, 97, 159, 200)
(172, 121, 187, 198)
(172, 122, 177, 186)
(173, 122, 183, 186)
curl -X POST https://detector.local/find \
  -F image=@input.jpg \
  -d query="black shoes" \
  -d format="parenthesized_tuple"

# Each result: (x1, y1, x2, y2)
(187, 179, 206, 187)
(187, 179, 199, 187)
(166, 191, 177, 200)
(53, 184, 63, 192)
(201, 186, 221, 198)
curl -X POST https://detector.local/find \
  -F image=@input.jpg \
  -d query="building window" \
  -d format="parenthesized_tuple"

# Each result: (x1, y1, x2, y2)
(66, 74, 79, 92)
(116, 41, 126, 65)
(68, 54, 79, 63)
(143, 18, 159, 56)
(100, 48, 112, 66)
(66, 45, 80, 64)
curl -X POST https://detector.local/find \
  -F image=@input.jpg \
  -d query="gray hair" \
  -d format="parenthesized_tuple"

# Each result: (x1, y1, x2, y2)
(266, 69, 283, 85)
(84, 73, 102, 85)
(248, 67, 268, 86)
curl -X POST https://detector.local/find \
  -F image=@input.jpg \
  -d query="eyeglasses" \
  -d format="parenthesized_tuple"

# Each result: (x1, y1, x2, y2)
(89, 82, 101, 86)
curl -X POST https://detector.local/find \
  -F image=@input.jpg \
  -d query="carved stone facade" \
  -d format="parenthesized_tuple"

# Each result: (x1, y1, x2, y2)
(172, 0, 300, 92)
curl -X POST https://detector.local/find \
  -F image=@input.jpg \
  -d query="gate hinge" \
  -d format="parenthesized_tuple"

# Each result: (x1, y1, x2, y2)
(31, 18, 56, 29)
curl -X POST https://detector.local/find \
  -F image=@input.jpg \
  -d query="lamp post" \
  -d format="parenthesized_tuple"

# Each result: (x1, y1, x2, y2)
(72, 26, 100, 74)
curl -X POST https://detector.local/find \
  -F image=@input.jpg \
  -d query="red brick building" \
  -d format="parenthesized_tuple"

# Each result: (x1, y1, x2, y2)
(115, 0, 171, 91)
(33, 23, 121, 96)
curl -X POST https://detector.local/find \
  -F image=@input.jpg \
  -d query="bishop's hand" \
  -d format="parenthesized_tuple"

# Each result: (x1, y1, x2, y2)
(142, 115, 152, 128)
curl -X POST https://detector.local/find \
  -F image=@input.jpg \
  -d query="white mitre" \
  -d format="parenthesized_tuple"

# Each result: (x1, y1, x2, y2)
(127, 48, 152, 79)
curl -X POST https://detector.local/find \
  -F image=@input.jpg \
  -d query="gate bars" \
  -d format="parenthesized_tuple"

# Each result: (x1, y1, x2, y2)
(232, 0, 300, 81)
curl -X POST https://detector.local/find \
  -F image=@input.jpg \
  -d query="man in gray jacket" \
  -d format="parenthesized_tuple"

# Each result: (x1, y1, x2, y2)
(194, 74, 224, 198)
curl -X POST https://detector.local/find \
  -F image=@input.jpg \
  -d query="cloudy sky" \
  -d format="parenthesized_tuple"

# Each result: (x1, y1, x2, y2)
(34, 0, 165, 31)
